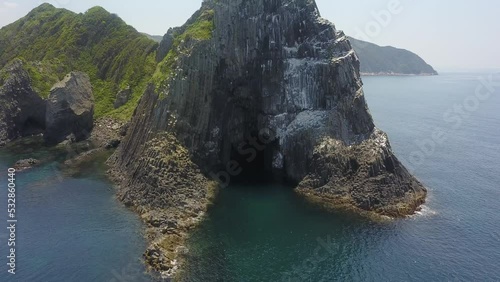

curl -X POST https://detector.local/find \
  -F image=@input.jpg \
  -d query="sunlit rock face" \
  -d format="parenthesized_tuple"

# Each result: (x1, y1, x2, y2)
(114, 0, 425, 223)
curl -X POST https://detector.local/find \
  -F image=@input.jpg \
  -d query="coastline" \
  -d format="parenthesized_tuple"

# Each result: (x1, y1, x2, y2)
(296, 187, 427, 220)
(0, 117, 427, 279)
(105, 131, 220, 280)
(1, 116, 220, 280)
(106, 166, 219, 280)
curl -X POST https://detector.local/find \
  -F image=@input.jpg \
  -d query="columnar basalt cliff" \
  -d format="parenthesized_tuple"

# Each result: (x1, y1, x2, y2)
(110, 0, 426, 277)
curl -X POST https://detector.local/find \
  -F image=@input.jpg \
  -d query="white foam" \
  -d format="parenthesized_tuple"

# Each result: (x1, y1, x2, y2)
(411, 205, 437, 218)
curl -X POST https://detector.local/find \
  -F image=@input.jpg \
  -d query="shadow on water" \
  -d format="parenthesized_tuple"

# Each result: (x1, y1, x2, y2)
(181, 181, 395, 282)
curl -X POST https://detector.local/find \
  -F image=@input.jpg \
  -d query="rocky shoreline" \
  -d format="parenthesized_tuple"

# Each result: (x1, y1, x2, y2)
(99, 89, 217, 279)
(46, 114, 217, 280)
(107, 131, 218, 279)
(296, 179, 426, 220)
(107, 168, 218, 279)
(51, 118, 127, 174)
(295, 129, 427, 218)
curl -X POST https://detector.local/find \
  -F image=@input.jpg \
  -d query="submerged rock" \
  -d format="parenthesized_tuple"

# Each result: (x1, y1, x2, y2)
(0, 59, 46, 146)
(13, 158, 41, 171)
(44, 72, 94, 145)
(110, 0, 426, 276)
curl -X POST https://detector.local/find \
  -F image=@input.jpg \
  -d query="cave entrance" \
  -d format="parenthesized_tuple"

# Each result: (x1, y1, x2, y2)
(223, 129, 286, 186)
(22, 117, 45, 137)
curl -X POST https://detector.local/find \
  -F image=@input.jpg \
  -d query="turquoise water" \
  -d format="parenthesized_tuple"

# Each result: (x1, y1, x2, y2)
(183, 73, 500, 281)
(0, 141, 151, 281)
(1, 72, 499, 281)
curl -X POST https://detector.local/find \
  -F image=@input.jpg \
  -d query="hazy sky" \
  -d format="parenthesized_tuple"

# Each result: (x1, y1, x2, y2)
(1, 0, 499, 70)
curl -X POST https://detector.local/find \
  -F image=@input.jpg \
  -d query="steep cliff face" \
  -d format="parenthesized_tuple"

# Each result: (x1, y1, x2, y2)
(110, 0, 426, 276)
(117, 0, 373, 177)
(0, 59, 46, 146)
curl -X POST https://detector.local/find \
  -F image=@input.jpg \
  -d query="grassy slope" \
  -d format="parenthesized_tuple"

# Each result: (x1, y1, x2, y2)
(152, 9, 214, 94)
(0, 4, 158, 120)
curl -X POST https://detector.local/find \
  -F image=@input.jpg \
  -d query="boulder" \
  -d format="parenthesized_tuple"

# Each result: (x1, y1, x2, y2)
(113, 87, 132, 108)
(44, 72, 94, 145)
(105, 139, 121, 149)
(0, 59, 46, 146)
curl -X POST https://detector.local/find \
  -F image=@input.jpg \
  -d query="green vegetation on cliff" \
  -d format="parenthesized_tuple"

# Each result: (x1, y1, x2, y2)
(0, 3, 158, 119)
(152, 9, 214, 92)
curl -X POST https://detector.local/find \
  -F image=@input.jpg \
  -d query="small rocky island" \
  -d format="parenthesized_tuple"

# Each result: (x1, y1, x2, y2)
(0, 0, 427, 280)
(109, 0, 426, 277)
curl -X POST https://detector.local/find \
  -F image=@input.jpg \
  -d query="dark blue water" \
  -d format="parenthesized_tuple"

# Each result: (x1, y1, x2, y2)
(0, 141, 151, 281)
(1, 72, 499, 281)
(182, 73, 500, 281)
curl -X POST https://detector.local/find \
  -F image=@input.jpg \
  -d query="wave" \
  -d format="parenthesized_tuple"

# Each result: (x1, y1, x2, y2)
(411, 205, 437, 218)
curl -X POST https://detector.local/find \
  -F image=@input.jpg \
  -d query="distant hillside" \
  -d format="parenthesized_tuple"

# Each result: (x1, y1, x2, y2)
(142, 33, 163, 43)
(0, 3, 158, 119)
(349, 37, 438, 75)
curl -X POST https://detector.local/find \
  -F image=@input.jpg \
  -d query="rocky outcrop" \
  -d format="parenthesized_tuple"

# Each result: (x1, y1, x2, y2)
(113, 87, 132, 109)
(44, 72, 94, 145)
(110, 0, 426, 277)
(13, 158, 41, 171)
(0, 59, 46, 146)
(297, 129, 426, 217)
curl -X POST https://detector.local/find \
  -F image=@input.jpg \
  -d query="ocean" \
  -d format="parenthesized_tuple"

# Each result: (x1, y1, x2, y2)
(182, 73, 500, 281)
(1, 72, 499, 281)
(0, 142, 151, 281)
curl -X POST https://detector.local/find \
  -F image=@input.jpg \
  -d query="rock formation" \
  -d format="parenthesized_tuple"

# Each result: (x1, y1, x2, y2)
(114, 87, 132, 109)
(0, 59, 46, 146)
(109, 0, 426, 277)
(45, 72, 94, 145)
(13, 158, 41, 171)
